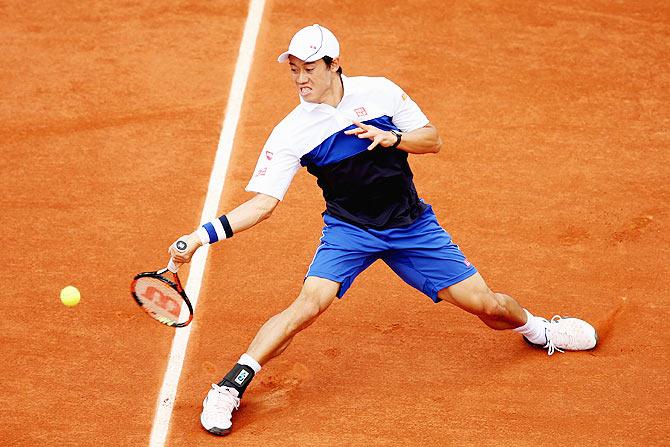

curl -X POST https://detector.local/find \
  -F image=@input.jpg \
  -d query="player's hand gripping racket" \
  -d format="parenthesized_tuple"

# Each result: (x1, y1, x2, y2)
(130, 240, 193, 327)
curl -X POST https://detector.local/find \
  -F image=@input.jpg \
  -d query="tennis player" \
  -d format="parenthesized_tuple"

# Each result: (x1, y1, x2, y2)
(169, 24, 598, 436)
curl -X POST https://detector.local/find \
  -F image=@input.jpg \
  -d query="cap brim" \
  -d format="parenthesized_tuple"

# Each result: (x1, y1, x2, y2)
(277, 51, 327, 63)
(277, 51, 290, 63)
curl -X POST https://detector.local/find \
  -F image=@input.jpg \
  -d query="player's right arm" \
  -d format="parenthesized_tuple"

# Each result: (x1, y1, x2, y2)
(168, 193, 279, 264)
(169, 121, 301, 265)
(226, 193, 280, 232)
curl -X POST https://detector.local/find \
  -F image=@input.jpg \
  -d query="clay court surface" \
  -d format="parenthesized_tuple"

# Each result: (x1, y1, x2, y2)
(2, 1, 669, 445)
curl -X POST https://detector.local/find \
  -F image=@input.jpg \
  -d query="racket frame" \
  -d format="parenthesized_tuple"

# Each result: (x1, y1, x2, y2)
(130, 267, 193, 327)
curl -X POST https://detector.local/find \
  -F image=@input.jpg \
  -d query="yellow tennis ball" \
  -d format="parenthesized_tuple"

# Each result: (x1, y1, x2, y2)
(60, 286, 81, 307)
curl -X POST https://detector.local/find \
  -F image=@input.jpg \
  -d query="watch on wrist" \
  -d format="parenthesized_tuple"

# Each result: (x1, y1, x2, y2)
(390, 129, 402, 149)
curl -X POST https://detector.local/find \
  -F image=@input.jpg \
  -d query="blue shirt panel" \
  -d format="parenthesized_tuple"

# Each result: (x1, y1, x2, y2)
(299, 115, 426, 230)
(300, 116, 399, 168)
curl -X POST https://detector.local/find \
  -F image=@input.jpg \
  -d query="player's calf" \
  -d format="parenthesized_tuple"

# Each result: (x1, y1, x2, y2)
(476, 291, 527, 330)
(440, 276, 527, 330)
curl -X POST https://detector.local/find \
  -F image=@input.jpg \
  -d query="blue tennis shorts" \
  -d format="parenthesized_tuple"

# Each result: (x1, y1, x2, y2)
(306, 204, 478, 302)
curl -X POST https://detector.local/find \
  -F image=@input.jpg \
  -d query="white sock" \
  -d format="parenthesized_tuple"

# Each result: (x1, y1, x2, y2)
(513, 309, 548, 345)
(238, 353, 262, 374)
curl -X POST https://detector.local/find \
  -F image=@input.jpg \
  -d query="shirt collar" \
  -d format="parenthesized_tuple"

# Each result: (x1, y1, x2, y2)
(299, 74, 351, 112)
(299, 96, 319, 112)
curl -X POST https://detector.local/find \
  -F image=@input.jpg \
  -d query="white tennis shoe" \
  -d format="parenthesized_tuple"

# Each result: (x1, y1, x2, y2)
(526, 315, 598, 355)
(200, 384, 240, 436)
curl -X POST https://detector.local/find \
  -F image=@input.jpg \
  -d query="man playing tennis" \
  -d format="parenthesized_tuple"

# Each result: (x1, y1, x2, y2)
(169, 24, 598, 436)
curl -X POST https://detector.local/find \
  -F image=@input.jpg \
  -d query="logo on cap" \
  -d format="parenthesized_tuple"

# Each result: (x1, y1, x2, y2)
(277, 24, 340, 63)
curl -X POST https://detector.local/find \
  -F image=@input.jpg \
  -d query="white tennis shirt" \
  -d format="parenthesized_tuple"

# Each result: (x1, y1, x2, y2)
(246, 74, 430, 229)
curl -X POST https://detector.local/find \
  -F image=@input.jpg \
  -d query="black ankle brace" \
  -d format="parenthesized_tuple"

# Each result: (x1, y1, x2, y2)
(217, 363, 256, 397)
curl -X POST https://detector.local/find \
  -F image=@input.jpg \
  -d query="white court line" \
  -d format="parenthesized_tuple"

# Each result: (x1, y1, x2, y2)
(148, 0, 266, 445)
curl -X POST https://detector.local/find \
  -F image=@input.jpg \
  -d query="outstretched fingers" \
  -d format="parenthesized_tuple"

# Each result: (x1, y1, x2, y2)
(344, 120, 390, 150)
(344, 121, 368, 135)
(367, 134, 384, 150)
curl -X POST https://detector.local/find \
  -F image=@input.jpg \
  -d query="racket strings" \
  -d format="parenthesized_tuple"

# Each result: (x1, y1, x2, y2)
(134, 276, 183, 321)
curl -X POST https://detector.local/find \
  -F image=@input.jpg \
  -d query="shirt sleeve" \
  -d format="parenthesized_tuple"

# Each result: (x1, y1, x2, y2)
(382, 78, 430, 132)
(245, 129, 301, 201)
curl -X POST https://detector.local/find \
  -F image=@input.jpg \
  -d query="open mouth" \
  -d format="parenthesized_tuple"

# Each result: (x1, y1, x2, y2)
(299, 86, 312, 97)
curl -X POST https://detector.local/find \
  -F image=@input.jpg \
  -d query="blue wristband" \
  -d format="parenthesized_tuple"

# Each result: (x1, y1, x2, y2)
(196, 215, 234, 244)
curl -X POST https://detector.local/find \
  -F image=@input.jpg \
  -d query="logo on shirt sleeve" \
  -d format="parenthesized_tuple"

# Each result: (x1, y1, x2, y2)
(401, 93, 408, 101)
(255, 167, 267, 177)
(265, 151, 274, 160)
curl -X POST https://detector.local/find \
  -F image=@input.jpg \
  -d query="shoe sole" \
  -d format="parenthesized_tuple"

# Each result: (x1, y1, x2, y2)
(205, 426, 231, 436)
(201, 414, 232, 436)
(200, 406, 232, 436)
(523, 335, 545, 349)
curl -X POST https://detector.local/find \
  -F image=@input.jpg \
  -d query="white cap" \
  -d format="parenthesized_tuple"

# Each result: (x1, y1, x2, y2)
(277, 24, 340, 63)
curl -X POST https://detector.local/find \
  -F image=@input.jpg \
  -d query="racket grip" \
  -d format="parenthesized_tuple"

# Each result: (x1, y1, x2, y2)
(167, 258, 181, 273)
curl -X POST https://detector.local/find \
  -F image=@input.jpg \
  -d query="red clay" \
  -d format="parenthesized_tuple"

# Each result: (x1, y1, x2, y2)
(2, 1, 668, 446)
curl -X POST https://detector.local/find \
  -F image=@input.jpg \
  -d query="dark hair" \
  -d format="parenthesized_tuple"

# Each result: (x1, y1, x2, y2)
(322, 56, 343, 75)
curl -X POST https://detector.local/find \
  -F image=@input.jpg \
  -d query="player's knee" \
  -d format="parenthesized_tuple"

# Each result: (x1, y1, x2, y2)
(297, 295, 322, 323)
(286, 291, 325, 332)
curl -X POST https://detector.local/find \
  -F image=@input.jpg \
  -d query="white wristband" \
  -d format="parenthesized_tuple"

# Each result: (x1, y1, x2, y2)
(196, 227, 210, 245)
(238, 353, 262, 374)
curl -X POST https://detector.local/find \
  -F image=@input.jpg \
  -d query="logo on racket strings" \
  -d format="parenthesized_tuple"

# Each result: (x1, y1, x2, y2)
(176, 240, 187, 251)
(142, 286, 180, 318)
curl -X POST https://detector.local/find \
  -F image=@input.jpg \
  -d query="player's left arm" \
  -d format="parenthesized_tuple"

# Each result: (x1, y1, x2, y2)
(345, 121, 442, 154)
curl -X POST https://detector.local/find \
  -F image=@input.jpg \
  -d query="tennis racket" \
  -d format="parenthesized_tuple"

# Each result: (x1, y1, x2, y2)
(130, 241, 193, 327)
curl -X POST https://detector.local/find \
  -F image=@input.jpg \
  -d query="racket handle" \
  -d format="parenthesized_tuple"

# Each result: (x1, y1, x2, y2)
(167, 258, 181, 273)
(168, 239, 188, 273)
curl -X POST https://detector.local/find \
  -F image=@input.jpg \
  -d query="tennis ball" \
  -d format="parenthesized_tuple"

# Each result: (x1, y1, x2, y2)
(60, 286, 81, 307)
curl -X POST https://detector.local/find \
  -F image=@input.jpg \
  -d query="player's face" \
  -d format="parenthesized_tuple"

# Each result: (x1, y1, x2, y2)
(288, 56, 338, 103)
